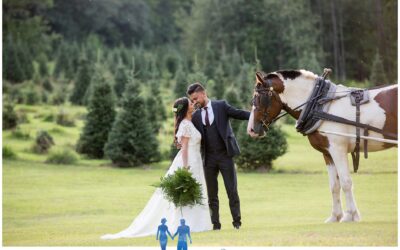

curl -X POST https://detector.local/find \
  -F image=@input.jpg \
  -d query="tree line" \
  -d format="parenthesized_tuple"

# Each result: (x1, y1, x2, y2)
(3, 0, 397, 170)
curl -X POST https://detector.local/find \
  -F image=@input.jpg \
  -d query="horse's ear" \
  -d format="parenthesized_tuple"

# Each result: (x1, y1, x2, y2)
(256, 72, 264, 84)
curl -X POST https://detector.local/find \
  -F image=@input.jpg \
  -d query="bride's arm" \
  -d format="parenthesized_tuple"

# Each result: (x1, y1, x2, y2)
(180, 136, 190, 168)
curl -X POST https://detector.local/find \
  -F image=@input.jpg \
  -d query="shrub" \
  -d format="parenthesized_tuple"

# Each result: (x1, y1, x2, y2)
(43, 78, 53, 92)
(236, 123, 288, 172)
(56, 109, 75, 127)
(45, 148, 79, 165)
(3, 146, 17, 159)
(3, 102, 18, 130)
(17, 112, 30, 124)
(25, 85, 41, 105)
(41, 91, 49, 103)
(51, 87, 67, 105)
(42, 113, 54, 122)
(9, 87, 25, 104)
(32, 130, 55, 154)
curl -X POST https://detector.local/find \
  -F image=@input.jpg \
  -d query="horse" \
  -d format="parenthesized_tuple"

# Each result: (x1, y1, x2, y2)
(247, 69, 397, 222)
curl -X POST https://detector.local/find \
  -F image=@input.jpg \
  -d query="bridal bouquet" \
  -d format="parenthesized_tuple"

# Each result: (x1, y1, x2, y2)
(153, 168, 204, 209)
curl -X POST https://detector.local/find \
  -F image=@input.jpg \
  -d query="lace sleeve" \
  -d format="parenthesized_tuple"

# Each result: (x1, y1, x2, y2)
(176, 121, 193, 143)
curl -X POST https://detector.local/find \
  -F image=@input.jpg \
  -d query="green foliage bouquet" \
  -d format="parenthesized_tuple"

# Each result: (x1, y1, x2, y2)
(154, 168, 204, 215)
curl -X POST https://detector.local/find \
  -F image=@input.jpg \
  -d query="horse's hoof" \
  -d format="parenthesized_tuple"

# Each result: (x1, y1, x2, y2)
(340, 210, 360, 222)
(325, 213, 343, 223)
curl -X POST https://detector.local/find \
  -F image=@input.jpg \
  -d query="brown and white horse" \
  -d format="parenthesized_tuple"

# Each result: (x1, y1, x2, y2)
(247, 70, 397, 222)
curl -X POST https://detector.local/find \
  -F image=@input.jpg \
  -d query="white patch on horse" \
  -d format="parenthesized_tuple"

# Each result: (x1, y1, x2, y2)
(276, 70, 317, 108)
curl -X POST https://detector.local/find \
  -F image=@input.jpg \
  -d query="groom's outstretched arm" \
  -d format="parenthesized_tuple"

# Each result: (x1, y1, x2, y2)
(224, 101, 250, 120)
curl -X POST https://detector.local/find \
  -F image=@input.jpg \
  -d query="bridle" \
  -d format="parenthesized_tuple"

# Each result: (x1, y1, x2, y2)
(251, 78, 306, 130)
(251, 78, 282, 130)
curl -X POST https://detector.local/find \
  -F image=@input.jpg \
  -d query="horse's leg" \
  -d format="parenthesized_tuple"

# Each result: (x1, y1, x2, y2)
(324, 154, 343, 223)
(329, 145, 361, 222)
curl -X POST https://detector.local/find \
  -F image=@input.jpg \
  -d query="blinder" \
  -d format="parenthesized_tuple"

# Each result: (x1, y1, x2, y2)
(252, 78, 277, 131)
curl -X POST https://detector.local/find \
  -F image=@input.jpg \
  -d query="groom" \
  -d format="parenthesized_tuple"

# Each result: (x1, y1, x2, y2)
(187, 82, 250, 230)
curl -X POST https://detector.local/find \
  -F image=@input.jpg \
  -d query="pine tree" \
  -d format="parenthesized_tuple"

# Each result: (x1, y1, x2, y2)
(43, 78, 53, 92)
(238, 62, 255, 105)
(4, 36, 25, 83)
(174, 65, 188, 98)
(76, 66, 116, 158)
(224, 87, 242, 135)
(104, 75, 160, 167)
(37, 53, 48, 77)
(70, 57, 92, 105)
(187, 55, 208, 87)
(236, 123, 287, 172)
(370, 50, 388, 85)
(65, 42, 80, 80)
(19, 42, 34, 81)
(54, 44, 68, 78)
(114, 63, 129, 98)
(3, 101, 18, 130)
(146, 81, 167, 133)
(212, 63, 225, 99)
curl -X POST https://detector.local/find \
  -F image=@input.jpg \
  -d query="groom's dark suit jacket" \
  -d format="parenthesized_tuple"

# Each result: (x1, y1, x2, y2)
(192, 100, 250, 159)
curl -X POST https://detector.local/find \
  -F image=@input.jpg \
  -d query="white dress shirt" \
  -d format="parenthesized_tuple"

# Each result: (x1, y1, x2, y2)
(201, 100, 214, 126)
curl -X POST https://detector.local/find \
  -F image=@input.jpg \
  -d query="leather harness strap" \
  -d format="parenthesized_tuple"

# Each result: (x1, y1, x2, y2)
(350, 90, 362, 173)
(313, 110, 398, 140)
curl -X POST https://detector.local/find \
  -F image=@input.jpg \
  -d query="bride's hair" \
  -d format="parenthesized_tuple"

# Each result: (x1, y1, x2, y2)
(173, 97, 189, 145)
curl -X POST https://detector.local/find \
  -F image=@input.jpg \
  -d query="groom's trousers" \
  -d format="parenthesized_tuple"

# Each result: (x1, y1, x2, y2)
(204, 151, 241, 227)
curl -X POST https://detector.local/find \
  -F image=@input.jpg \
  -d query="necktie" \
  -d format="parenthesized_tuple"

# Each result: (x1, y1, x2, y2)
(204, 107, 210, 126)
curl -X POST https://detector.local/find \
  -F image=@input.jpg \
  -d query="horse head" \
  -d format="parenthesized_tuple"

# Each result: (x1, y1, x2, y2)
(247, 71, 285, 137)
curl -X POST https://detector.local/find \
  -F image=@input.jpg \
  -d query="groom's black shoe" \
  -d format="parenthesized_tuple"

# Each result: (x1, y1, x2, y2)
(233, 222, 241, 229)
(213, 224, 221, 230)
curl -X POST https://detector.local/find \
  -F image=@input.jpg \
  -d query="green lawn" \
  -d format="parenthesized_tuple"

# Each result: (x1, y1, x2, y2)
(2, 104, 398, 246)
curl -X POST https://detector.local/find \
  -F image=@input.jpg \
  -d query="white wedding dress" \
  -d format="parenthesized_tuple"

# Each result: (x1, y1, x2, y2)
(101, 119, 212, 239)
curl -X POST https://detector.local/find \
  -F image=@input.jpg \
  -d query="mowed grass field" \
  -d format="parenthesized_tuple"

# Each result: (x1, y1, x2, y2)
(2, 104, 398, 246)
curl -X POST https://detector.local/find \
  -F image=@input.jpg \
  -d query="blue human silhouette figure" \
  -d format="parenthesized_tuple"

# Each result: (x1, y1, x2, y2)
(173, 219, 192, 250)
(156, 218, 173, 250)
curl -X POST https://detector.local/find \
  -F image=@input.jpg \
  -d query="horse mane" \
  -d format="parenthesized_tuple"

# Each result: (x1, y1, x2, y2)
(260, 69, 318, 82)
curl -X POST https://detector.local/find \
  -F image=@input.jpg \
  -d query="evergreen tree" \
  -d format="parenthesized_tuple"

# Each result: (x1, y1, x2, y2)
(114, 63, 129, 98)
(146, 81, 167, 133)
(37, 53, 48, 77)
(3, 101, 18, 130)
(224, 88, 242, 135)
(369, 50, 388, 85)
(236, 123, 287, 172)
(174, 65, 188, 98)
(18, 42, 34, 81)
(70, 57, 92, 105)
(104, 76, 160, 167)
(238, 62, 255, 105)
(212, 63, 225, 99)
(4, 36, 25, 83)
(64, 42, 80, 80)
(54, 44, 69, 78)
(43, 78, 53, 92)
(76, 67, 116, 158)
(187, 55, 208, 87)
(25, 84, 41, 105)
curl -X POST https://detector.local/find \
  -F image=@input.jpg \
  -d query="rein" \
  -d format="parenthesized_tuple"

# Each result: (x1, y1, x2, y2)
(253, 83, 325, 128)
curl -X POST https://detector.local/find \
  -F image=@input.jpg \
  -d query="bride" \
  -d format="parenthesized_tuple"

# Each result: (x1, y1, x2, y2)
(101, 97, 212, 239)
